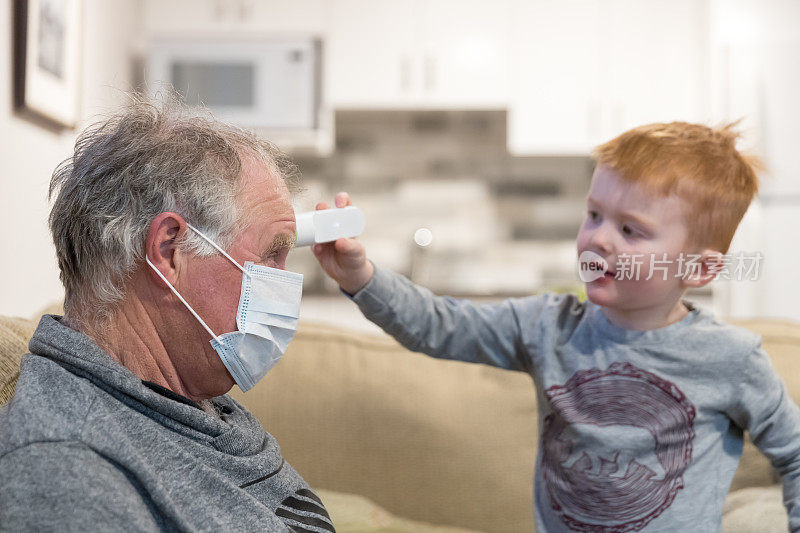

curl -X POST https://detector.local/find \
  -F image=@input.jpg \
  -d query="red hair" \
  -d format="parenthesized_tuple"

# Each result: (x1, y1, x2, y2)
(593, 122, 763, 253)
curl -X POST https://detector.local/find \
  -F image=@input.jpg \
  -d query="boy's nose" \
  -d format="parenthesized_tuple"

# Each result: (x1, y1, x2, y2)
(588, 225, 614, 254)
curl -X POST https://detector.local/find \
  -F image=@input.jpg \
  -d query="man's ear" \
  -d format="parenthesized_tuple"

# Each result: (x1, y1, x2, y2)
(680, 249, 725, 289)
(145, 212, 188, 287)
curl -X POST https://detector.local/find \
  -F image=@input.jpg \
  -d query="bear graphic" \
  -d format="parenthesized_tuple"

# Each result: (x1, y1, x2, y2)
(558, 422, 666, 480)
(541, 362, 696, 531)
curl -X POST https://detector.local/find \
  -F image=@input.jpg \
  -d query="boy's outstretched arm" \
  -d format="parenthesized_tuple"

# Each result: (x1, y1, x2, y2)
(311, 192, 546, 373)
(727, 343, 800, 532)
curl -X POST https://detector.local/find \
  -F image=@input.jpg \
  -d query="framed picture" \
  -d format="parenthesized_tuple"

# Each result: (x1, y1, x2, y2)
(13, 0, 82, 128)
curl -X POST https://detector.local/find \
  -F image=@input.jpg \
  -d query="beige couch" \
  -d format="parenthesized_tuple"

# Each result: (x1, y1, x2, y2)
(1, 306, 796, 532)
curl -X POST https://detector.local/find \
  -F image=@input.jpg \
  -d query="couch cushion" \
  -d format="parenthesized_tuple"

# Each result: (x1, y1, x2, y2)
(0, 315, 38, 406)
(3, 309, 797, 530)
(722, 485, 788, 533)
(316, 489, 480, 533)
(232, 322, 538, 533)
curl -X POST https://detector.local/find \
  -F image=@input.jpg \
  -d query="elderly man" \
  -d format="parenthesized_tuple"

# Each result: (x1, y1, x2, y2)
(0, 96, 334, 532)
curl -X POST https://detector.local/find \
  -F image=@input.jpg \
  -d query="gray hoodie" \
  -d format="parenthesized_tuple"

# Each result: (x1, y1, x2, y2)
(0, 314, 334, 532)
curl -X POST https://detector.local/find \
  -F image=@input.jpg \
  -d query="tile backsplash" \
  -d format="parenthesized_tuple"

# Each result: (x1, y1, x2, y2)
(288, 109, 594, 295)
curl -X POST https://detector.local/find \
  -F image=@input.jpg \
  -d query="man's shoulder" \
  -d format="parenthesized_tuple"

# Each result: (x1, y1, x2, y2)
(0, 354, 100, 457)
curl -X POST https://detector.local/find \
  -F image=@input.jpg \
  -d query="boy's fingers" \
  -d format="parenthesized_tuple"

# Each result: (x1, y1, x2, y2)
(334, 192, 350, 208)
(317, 241, 336, 253)
(334, 237, 360, 255)
(315, 202, 328, 210)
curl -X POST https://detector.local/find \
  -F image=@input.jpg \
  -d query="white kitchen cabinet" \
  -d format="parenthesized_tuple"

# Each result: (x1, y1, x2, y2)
(326, 0, 511, 108)
(508, 0, 603, 154)
(142, 0, 327, 35)
(419, 0, 511, 108)
(325, 0, 423, 107)
(601, 0, 708, 139)
(509, 0, 709, 155)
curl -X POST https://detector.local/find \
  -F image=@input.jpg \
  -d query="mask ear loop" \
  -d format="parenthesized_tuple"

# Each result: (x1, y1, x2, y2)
(145, 255, 221, 342)
(185, 222, 252, 279)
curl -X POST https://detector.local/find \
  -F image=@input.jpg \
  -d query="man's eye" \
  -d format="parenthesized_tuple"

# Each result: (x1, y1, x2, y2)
(263, 249, 289, 265)
(260, 253, 279, 264)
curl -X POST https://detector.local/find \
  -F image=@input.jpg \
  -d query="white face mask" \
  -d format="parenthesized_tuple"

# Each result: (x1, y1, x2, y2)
(145, 223, 303, 392)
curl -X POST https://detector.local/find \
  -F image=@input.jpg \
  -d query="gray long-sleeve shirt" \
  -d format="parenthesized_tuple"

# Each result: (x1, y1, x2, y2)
(349, 266, 800, 532)
(0, 314, 334, 532)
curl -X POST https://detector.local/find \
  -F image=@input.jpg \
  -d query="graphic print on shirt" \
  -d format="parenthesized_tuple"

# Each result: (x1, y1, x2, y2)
(541, 362, 696, 532)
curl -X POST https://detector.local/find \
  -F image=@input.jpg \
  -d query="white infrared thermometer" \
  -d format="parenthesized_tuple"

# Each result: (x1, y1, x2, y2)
(295, 206, 366, 247)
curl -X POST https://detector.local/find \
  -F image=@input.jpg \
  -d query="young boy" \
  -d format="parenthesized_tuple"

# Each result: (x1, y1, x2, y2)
(311, 122, 800, 532)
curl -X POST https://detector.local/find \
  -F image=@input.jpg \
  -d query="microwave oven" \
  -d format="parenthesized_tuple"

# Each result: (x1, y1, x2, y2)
(146, 38, 322, 132)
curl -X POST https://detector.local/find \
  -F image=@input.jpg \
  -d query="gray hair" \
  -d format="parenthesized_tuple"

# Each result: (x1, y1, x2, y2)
(49, 92, 302, 328)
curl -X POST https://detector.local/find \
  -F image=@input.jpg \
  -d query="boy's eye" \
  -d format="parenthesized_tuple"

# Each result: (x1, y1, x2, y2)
(587, 210, 600, 222)
(622, 225, 636, 237)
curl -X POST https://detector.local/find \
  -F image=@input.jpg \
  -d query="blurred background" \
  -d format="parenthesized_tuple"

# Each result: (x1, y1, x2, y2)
(1, 0, 799, 332)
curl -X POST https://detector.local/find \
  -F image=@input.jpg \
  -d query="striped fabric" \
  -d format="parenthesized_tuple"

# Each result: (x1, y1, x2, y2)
(278, 488, 335, 532)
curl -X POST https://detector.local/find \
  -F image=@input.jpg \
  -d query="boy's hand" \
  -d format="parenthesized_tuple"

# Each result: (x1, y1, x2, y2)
(310, 192, 374, 295)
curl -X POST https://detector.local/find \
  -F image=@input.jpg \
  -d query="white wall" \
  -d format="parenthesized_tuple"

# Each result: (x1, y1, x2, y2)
(710, 0, 800, 321)
(0, 0, 141, 318)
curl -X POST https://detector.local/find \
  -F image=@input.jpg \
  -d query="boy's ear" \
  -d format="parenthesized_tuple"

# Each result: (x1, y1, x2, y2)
(680, 249, 725, 289)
